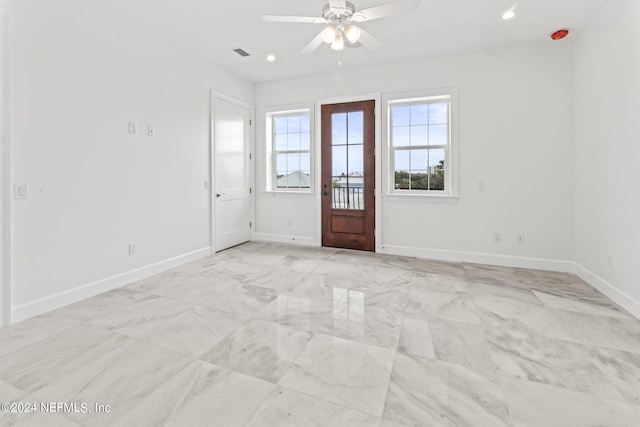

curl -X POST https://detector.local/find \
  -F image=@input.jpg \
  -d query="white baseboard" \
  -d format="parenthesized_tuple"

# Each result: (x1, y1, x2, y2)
(380, 244, 574, 273)
(253, 232, 318, 247)
(573, 263, 640, 320)
(11, 247, 212, 324)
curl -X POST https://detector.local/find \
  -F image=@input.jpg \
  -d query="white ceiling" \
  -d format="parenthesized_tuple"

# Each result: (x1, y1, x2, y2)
(90, 0, 610, 83)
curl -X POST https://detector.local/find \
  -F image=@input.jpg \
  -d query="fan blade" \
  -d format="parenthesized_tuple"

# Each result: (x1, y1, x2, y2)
(302, 31, 326, 54)
(262, 15, 326, 24)
(353, 0, 420, 22)
(329, 0, 347, 10)
(357, 28, 383, 50)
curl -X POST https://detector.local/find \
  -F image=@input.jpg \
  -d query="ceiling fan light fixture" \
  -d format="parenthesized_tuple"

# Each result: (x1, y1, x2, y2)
(322, 25, 337, 44)
(344, 25, 361, 43)
(331, 33, 344, 51)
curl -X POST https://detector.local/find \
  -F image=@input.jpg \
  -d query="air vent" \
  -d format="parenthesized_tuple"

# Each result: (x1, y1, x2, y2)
(233, 48, 251, 57)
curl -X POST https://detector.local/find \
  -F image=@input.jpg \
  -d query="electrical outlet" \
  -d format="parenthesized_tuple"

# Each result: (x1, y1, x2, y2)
(147, 126, 155, 136)
(128, 243, 137, 256)
(493, 233, 501, 243)
(478, 181, 485, 191)
(517, 234, 525, 244)
(128, 122, 137, 135)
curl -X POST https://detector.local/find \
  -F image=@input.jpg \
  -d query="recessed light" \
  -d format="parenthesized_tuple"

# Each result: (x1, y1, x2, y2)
(266, 54, 276, 62)
(502, 10, 516, 20)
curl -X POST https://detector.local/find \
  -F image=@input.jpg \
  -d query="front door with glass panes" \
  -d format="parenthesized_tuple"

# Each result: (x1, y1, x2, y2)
(321, 100, 375, 251)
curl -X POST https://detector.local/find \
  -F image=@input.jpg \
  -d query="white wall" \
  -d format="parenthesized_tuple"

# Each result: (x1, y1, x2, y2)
(573, 0, 640, 317)
(7, 0, 253, 321)
(255, 43, 574, 269)
(1, 5, 9, 326)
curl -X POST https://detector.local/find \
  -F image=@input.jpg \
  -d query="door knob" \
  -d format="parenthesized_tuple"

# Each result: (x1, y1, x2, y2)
(323, 191, 329, 196)
(216, 193, 225, 198)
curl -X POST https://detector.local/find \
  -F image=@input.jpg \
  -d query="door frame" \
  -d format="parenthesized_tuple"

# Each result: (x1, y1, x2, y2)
(315, 92, 382, 252)
(1, 7, 10, 327)
(210, 91, 255, 253)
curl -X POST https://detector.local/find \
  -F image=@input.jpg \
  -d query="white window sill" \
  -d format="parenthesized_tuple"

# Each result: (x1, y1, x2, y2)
(261, 190, 315, 198)
(382, 193, 460, 203)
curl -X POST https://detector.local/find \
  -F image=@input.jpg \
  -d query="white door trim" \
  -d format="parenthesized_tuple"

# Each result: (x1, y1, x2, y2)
(314, 92, 382, 252)
(210, 91, 255, 252)
(1, 7, 11, 327)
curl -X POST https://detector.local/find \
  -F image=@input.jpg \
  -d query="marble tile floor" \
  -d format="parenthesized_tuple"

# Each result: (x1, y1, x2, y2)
(1, 241, 640, 426)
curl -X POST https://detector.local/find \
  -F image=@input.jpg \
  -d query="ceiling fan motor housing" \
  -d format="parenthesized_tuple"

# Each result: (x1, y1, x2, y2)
(323, 1, 357, 22)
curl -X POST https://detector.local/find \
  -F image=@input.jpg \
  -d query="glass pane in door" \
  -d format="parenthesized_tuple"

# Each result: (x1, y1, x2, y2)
(331, 111, 365, 210)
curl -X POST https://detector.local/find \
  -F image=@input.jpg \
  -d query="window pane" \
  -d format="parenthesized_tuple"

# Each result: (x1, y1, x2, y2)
(287, 152, 301, 174)
(348, 111, 364, 144)
(346, 184, 364, 210)
(288, 115, 301, 133)
(288, 132, 301, 151)
(429, 125, 448, 146)
(275, 116, 288, 134)
(429, 103, 448, 125)
(394, 170, 410, 189)
(392, 126, 410, 147)
(428, 148, 445, 169)
(300, 132, 310, 150)
(332, 145, 347, 176)
(392, 105, 410, 127)
(410, 125, 428, 146)
(411, 172, 429, 190)
(300, 114, 310, 133)
(410, 104, 428, 125)
(299, 153, 311, 177)
(429, 148, 445, 191)
(410, 149, 428, 172)
(332, 113, 347, 145)
(276, 153, 287, 177)
(394, 150, 410, 173)
(348, 144, 363, 175)
(332, 184, 347, 209)
(275, 133, 287, 151)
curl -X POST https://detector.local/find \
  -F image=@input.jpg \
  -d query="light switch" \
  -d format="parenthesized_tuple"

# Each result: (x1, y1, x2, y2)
(128, 122, 137, 135)
(14, 184, 29, 200)
(147, 126, 155, 136)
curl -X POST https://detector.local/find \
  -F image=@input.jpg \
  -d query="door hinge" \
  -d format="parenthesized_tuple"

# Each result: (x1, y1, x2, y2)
(250, 119, 252, 125)
(249, 153, 252, 160)
(249, 188, 252, 194)
(249, 221, 252, 228)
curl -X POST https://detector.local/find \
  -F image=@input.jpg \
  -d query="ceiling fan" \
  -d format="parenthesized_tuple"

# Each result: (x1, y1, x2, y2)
(262, 0, 421, 53)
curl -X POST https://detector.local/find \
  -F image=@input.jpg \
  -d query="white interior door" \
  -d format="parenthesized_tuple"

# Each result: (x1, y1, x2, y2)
(213, 96, 252, 252)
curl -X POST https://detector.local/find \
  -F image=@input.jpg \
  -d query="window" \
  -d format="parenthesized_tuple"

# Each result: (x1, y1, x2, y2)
(388, 93, 455, 196)
(267, 109, 312, 191)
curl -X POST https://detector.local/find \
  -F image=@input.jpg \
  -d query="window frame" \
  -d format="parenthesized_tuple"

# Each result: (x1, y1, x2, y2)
(384, 89, 458, 199)
(265, 105, 314, 193)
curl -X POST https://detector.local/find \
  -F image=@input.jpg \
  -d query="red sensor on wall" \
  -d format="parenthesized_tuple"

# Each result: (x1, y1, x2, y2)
(551, 29, 569, 40)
